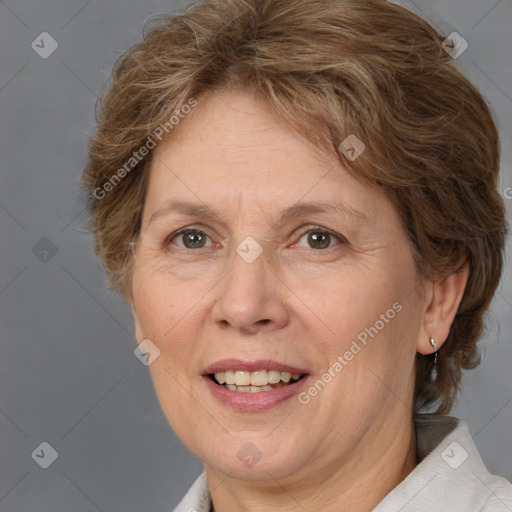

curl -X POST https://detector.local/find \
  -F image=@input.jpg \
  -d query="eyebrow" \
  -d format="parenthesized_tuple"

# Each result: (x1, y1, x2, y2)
(146, 198, 371, 229)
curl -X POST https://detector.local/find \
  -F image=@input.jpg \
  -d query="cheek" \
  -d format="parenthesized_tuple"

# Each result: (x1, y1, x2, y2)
(292, 264, 420, 395)
(334, 298, 420, 410)
(132, 276, 203, 436)
(132, 271, 198, 366)
(288, 267, 400, 345)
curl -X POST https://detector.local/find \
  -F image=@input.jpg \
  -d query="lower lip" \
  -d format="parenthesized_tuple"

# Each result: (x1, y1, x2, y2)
(203, 375, 309, 411)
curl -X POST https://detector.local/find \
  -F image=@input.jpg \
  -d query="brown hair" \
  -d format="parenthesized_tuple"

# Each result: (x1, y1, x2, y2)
(81, 0, 507, 413)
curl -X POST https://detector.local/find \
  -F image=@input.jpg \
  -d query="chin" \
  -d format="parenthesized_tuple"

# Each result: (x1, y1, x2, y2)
(198, 433, 310, 482)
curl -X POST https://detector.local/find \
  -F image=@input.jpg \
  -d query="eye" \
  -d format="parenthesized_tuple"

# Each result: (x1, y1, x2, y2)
(164, 226, 344, 251)
(294, 227, 344, 250)
(166, 228, 213, 249)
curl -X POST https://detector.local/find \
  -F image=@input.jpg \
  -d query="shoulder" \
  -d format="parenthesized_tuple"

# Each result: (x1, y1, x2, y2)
(477, 474, 512, 511)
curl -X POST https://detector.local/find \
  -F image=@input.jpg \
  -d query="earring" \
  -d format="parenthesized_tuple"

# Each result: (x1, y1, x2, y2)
(429, 337, 438, 382)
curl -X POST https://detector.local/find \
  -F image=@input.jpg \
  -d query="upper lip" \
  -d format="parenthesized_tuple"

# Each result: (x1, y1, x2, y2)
(202, 359, 309, 375)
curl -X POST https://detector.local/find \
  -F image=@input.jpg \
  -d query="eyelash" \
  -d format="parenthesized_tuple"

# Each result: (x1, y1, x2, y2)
(164, 225, 346, 252)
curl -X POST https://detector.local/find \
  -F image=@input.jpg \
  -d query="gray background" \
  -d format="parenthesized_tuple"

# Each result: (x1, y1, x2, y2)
(0, 0, 511, 510)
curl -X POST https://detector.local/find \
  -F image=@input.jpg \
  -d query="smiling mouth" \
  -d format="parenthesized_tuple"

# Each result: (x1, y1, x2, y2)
(209, 370, 306, 393)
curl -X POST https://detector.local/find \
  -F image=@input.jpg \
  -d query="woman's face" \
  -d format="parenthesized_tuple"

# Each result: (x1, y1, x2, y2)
(131, 89, 429, 482)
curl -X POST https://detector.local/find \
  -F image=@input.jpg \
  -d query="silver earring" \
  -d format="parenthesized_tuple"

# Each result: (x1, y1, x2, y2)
(429, 337, 438, 381)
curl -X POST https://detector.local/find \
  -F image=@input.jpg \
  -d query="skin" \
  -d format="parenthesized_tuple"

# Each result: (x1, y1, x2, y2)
(130, 88, 468, 512)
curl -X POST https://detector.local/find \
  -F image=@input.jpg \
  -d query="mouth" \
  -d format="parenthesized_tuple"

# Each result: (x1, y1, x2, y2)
(202, 359, 310, 410)
(208, 370, 306, 393)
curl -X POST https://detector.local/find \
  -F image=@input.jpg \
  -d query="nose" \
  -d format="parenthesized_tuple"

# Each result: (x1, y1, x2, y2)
(211, 241, 290, 335)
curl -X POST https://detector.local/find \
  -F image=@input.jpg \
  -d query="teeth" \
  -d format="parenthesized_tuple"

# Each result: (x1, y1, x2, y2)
(224, 384, 273, 393)
(234, 371, 251, 386)
(268, 370, 281, 384)
(213, 369, 303, 390)
(250, 370, 268, 386)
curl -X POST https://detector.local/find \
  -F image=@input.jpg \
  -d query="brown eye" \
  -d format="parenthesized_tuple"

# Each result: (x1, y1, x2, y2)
(295, 228, 343, 250)
(308, 231, 331, 249)
(168, 229, 212, 249)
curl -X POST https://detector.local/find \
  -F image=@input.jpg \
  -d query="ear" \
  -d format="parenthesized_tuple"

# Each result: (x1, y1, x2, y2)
(417, 262, 469, 355)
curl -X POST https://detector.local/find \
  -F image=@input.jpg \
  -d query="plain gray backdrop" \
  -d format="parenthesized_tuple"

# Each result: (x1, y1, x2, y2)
(1, 0, 511, 510)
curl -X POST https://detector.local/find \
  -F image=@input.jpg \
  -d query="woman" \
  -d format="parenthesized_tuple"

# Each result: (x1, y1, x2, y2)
(82, 0, 512, 510)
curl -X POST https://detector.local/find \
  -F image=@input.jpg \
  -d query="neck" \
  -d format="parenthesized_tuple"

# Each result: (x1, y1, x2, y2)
(205, 414, 417, 512)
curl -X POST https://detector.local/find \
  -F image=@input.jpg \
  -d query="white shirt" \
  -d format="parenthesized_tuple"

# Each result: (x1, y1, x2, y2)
(173, 414, 512, 511)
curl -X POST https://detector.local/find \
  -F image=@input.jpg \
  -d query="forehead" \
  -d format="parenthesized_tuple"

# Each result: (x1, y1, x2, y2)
(154, 88, 335, 167)
(143, 89, 390, 228)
